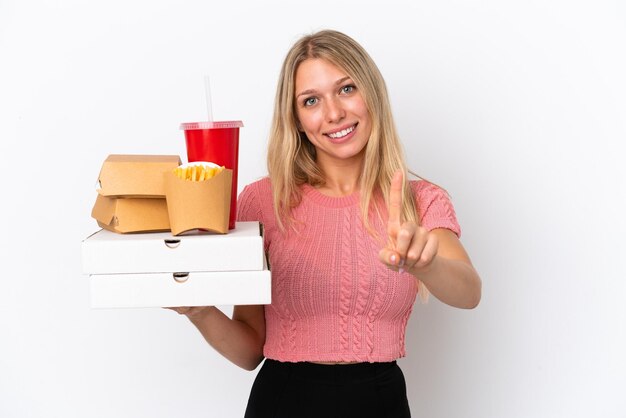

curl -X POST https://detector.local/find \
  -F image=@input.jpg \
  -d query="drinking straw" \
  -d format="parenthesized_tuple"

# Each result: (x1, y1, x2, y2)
(204, 75, 213, 122)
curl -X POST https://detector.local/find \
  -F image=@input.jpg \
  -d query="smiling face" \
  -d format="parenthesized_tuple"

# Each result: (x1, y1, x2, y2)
(294, 58, 372, 170)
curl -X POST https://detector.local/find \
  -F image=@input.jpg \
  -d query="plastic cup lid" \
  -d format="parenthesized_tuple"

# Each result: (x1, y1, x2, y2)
(180, 121, 244, 130)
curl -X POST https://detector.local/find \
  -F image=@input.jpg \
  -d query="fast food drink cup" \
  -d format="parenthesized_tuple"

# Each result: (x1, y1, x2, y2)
(180, 121, 243, 230)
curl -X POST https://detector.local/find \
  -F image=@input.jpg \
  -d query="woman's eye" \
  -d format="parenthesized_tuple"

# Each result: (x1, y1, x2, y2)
(341, 85, 355, 94)
(304, 97, 317, 106)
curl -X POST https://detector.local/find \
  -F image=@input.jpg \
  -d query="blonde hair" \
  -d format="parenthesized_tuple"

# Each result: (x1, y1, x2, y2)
(267, 30, 429, 299)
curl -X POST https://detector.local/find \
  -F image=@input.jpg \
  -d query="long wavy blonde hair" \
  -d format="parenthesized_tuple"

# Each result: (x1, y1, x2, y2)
(267, 29, 429, 300)
(268, 29, 418, 225)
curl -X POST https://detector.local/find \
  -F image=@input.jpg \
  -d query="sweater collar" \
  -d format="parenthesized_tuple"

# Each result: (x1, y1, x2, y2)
(301, 183, 360, 208)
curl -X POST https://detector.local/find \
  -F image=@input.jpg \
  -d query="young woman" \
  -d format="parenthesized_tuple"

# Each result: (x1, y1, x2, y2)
(171, 29, 481, 418)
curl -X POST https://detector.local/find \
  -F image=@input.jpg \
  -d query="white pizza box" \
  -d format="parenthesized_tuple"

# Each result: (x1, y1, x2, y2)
(81, 221, 264, 274)
(89, 256, 271, 308)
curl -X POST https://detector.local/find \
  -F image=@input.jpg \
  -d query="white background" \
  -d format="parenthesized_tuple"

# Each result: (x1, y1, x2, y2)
(1, 1, 625, 417)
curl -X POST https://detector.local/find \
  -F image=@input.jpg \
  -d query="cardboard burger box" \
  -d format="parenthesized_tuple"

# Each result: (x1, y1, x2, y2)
(92, 154, 182, 233)
(92, 195, 171, 234)
(81, 221, 271, 308)
(96, 154, 182, 198)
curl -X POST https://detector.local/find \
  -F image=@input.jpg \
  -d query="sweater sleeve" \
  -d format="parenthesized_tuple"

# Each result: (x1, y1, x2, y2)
(237, 183, 263, 223)
(411, 181, 461, 237)
(237, 177, 274, 251)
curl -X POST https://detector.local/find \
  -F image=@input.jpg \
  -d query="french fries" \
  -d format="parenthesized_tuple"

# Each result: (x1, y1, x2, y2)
(173, 164, 225, 181)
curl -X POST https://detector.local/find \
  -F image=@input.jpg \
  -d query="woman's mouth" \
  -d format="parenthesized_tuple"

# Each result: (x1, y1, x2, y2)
(326, 123, 357, 142)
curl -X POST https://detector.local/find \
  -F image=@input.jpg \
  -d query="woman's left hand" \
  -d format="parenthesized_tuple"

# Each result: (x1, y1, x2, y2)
(379, 171, 439, 275)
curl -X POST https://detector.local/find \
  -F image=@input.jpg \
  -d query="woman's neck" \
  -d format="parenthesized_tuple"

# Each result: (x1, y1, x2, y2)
(315, 159, 363, 197)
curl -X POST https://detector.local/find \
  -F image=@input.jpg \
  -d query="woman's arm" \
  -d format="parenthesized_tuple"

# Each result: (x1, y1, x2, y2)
(409, 228, 481, 308)
(169, 304, 265, 371)
(379, 171, 481, 309)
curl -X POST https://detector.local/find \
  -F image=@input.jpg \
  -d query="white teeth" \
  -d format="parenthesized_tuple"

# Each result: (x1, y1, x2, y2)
(328, 125, 354, 139)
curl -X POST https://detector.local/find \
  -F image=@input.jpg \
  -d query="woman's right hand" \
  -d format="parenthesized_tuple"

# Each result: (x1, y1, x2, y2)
(164, 304, 266, 371)
(165, 306, 215, 320)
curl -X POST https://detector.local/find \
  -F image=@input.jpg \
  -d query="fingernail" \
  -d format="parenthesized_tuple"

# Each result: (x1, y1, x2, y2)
(398, 267, 405, 274)
(399, 258, 405, 267)
(390, 254, 397, 264)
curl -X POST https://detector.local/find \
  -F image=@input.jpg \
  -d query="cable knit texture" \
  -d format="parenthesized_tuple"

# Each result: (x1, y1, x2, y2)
(237, 178, 461, 363)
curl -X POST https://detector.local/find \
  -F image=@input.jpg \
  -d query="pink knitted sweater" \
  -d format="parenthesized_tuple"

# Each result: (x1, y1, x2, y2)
(237, 177, 461, 363)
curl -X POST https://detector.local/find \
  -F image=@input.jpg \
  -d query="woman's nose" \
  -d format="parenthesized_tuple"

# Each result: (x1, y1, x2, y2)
(324, 97, 345, 123)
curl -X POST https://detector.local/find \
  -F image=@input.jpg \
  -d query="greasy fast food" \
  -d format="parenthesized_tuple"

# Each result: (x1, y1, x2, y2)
(173, 163, 225, 181)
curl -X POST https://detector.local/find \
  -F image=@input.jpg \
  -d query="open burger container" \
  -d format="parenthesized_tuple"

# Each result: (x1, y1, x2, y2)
(91, 154, 182, 233)
(81, 221, 271, 308)
(163, 162, 232, 235)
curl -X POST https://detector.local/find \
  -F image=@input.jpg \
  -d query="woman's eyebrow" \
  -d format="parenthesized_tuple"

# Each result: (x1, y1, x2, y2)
(296, 77, 353, 99)
(296, 88, 316, 99)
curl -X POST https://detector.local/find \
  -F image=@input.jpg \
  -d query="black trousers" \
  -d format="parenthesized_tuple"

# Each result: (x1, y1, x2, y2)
(244, 359, 411, 418)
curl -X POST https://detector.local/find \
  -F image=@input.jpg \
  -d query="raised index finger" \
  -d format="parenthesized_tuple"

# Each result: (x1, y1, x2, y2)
(388, 170, 404, 228)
